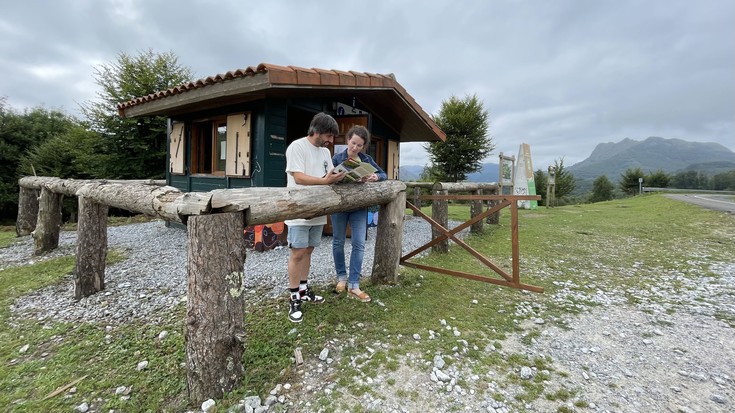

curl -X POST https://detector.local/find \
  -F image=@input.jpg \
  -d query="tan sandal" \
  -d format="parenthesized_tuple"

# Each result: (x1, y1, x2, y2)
(347, 288, 371, 303)
(335, 281, 347, 293)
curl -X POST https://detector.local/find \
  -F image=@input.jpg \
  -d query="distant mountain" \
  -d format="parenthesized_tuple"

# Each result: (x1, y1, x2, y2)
(399, 165, 425, 181)
(568, 137, 735, 182)
(399, 163, 500, 183)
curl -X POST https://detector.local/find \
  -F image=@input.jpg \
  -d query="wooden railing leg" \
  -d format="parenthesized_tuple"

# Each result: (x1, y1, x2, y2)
(372, 191, 406, 284)
(432, 190, 448, 253)
(33, 187, 63, 255)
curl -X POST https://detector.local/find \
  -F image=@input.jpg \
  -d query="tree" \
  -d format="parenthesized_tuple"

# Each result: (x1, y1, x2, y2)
(671, 170, 711, 189)
(0, 103, 78, 222)
(552, 158, 576, 199)
(712, 170, 735, 190)
(18, 126, 104, 179)
(644, 169, 671, 188)
(533, 169, 547, 205)
(589, 175, 614, 203)
(619, 167, 645, 195)
(81, 49, 192, 179)
(424, 94, 493, 182)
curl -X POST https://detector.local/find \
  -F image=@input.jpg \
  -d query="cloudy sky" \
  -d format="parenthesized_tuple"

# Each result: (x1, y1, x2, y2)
(1, 0, 733, 169)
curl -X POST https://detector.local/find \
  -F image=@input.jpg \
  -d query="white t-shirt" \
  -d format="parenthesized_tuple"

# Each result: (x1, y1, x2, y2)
(284, 136, 334, 226)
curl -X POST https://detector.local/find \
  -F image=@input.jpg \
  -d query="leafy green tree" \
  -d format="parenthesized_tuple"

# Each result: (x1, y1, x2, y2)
(671, 170, 711, 189)
(589, 175, 614, 203)
(533, 169, 547, 205)
(532, 159, 575, 205)
(712, 170, 735, 190)
(0, 103, 79, 221)
(644, 169, 671, 188)
(424, 94, 493, 182)
(619, 167, 645, 195)
(81, 49, 192, 179)
(18, 126, 105, 179)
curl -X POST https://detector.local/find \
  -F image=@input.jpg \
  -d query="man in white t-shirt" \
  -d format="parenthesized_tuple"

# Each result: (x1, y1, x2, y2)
(284, 112, 345, 323)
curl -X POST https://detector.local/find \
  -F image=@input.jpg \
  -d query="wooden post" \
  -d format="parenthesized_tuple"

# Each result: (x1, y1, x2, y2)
(413, 187, 421, 216)
(33, 187, 63, 255)
(432, 189, 448, 253)
(185, 212, 246, 404)
(75, 197, 108, 299)
(16, 186, 39, 236)
(486, 187, 500, 225)
(470, 189, 484, 234)
(371, 191, 406, 284)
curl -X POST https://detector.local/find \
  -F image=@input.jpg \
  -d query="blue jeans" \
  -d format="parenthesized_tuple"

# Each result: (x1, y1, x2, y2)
(330, 208, 368, 289)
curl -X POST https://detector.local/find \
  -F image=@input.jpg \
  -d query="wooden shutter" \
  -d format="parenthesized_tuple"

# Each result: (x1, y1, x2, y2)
(169, 122, 185, 174)
(387, 140, 399, 180)
(226, 112, 251, 176)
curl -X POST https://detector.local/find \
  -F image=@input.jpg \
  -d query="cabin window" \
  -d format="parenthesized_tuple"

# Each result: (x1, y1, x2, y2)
(187, 112, 251, 176)
(191, 118, 227, 175)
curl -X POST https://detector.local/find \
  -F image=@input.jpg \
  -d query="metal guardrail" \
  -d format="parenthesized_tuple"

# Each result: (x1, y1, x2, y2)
(642, 187, 735, 195)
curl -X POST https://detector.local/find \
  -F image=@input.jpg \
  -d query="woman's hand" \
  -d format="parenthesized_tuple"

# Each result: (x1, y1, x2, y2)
(361, 173, 379, 183)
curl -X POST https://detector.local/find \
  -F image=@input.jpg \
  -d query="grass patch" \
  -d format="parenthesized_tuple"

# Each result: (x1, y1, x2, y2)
(0, 195, 733, 411)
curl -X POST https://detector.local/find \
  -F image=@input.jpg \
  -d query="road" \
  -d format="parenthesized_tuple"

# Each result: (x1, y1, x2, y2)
(665, 193, 735, 214)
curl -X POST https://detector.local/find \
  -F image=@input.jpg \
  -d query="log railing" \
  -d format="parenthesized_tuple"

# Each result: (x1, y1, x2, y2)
(16, 176, 406, 403)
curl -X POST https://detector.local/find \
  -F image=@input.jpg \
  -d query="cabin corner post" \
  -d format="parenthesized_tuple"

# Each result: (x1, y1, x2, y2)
(185, 212, 246, 404)
(371, 190, 406, 284)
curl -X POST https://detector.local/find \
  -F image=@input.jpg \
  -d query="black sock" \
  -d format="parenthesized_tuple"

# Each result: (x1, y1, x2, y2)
(290, 287, 300, 300)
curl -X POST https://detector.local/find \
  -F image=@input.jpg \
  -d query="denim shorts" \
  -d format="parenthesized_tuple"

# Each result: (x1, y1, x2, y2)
(287, 225, 324, 248)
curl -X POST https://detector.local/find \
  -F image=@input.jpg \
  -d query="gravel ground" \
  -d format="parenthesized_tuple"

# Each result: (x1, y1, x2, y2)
(5, 217, 459, 325)
(3, 218, 734, 413)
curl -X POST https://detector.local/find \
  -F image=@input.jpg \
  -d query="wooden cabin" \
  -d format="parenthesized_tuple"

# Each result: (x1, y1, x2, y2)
(117, 63, 445, 248)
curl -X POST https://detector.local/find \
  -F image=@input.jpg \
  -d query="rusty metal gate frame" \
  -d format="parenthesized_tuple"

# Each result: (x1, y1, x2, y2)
(402, 194, 544, 293)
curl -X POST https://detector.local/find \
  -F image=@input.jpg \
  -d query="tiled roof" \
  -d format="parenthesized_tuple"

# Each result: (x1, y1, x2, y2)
(117, 63, 445, 141)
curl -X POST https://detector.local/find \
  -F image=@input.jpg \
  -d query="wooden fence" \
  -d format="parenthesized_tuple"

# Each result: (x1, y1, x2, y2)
(17, 176, 406, 404)
(16, 177, 540, 403)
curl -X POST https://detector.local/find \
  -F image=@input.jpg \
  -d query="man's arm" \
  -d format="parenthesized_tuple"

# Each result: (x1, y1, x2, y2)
(292, 170, 345, 185)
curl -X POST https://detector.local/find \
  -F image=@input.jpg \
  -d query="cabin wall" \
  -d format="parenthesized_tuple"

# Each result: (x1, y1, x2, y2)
(165, 97, 400, 191)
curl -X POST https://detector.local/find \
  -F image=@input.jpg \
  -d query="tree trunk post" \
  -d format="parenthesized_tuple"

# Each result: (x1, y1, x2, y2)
(432, 189, 448, 253)
(185, 212, 246, 404)
(371, 191, 406, 284)
(412, 187, 422, 216)
(16, 186, 39, 236)
(75, 196, 108, 299)
(470, 189, 484, 234)
(486, 187, 500, 225)
(33, 187, 63, 255)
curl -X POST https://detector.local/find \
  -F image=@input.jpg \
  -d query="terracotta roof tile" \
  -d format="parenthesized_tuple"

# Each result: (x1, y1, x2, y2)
(313, 68, 340, 86)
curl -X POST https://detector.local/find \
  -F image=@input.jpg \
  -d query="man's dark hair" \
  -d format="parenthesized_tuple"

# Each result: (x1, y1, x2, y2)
(307, 112, 339, 136)
(344, 125, 371, 149)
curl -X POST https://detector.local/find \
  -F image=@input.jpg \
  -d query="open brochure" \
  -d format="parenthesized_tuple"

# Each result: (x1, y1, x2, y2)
(333, 157, 377, 182)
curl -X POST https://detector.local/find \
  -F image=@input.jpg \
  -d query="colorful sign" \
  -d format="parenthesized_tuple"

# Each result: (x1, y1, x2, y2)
(514, 143, 537, 209)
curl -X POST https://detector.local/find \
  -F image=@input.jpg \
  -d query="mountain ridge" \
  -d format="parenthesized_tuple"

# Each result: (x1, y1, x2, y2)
(399, 137, 735, 187)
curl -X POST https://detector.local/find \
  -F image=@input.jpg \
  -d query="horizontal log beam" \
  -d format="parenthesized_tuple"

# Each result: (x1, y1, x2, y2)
(404, 182, 436, 189)
(22, 177, 406, 225)
(432, 182, 498, 191)
(19, 176, 165, 196)
(211, 181, 407, 225)
(75, 183, 198, 223)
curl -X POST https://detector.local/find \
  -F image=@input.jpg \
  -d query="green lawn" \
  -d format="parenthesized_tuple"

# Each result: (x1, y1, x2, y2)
(0, 194, 733, 412)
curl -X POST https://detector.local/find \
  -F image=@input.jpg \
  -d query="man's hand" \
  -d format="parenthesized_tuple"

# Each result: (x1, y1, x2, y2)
(324, 170, 345, 184)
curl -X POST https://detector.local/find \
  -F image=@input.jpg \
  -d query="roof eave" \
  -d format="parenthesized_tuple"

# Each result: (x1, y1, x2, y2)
(119, 74, 272, 118)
